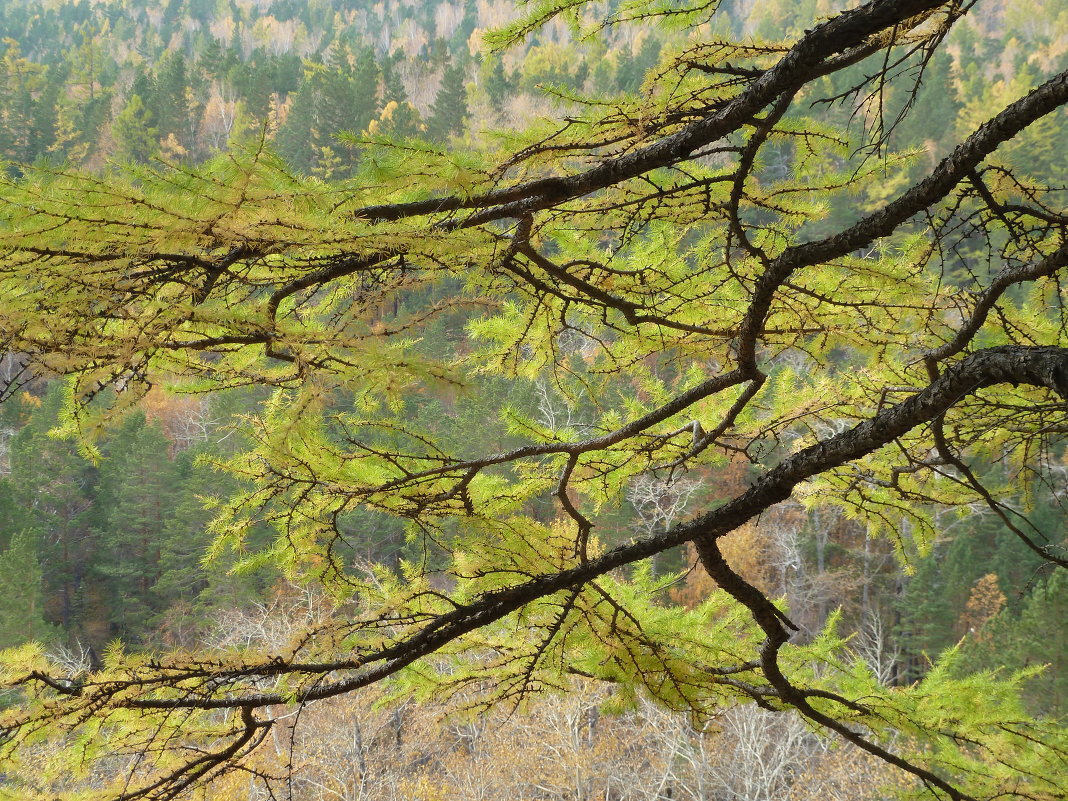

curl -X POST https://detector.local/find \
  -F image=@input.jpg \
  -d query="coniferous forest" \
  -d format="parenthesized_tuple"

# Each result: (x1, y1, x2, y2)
(0, 1, 1067, 799)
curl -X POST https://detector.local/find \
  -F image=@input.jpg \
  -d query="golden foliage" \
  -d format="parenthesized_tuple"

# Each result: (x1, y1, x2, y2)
(961, 573, 1007, 640)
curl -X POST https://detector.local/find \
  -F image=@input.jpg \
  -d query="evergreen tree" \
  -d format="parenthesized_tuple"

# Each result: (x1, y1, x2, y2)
(427, 61, 468, 141)
(1011, 570, 1068, 714)
(893, 50, 960, 157)
(963, 570, 1068, 716)
(29, 62, 66, 161)
(131, 68, 155, 113)
(152, 445, 278, 646)
(9, 387, 97, 636)
(198, 37, 225, 77)
(381, 54, 407, 105)
(479, 55, 509, 107)
(111, 94, 158, 164)
(241, 59, 275, 122)
(275, 52, 303, 97)
(276, 78, 318, 173)
(316, 56, 360, 144)
(353, 47, 378, 94)
(0, 530, 54, 649)
(365, 99, 424, 139)
(152, 52, 192, 150)
(3, 84, 36, 164)
(92, 413, 178, 641)
(0, 41, 39, 165)
(615, 34, 660, 94)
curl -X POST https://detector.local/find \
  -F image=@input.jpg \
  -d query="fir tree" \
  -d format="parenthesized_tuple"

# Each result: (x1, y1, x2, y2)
(111, 94, 158, 164)
(9, 387, 97, 636)
(276, 78, 317, 173)
(480, 55, 509, 107)
(0, 530, 54, 649)
(152, 52, 192, 150)
(92, 413, 179, 641)
(427, 61, 468, 141)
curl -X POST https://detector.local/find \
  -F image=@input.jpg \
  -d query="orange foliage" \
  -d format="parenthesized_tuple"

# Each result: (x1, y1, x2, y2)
(718, 521, 778, 595)
(960, 573, 1007, 640)
(670, 455, 758, 608)
(139, 386, 214, 453)
(670, 542, 717, 609)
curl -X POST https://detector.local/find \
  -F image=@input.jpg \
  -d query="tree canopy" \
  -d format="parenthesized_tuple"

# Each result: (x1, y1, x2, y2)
(1, 1, 1068, 799)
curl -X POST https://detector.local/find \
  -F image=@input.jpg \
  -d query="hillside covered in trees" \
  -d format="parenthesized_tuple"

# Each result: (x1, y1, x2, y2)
(0, 0, 1067, 799)
(0, 0, 675, 173)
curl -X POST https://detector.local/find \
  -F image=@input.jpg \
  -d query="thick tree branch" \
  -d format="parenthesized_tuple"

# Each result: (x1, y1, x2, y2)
(736, 67, 1068, 368)
(25, 345, 1067, 717)
(355, 0, 949, 227)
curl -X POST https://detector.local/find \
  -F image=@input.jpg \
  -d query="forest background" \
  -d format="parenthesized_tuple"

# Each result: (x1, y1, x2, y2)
(0, 0, 1066, 798)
